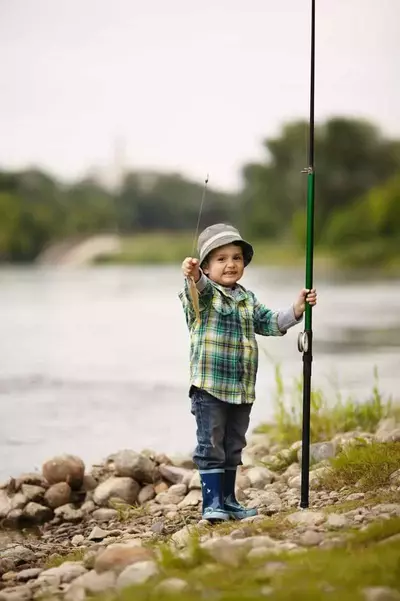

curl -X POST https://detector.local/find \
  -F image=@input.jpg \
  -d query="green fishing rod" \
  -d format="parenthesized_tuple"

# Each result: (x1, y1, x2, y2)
(298, 0, 316, 509)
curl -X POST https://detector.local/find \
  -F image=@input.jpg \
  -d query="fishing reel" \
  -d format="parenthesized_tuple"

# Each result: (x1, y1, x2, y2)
(297, 331, 309, 353)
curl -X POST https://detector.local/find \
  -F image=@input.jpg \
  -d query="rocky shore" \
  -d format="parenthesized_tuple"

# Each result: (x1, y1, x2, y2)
(1, 417, 400, 601)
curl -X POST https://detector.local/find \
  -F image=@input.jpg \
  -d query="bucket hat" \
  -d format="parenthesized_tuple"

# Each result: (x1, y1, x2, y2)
(197, 223, 254, 267)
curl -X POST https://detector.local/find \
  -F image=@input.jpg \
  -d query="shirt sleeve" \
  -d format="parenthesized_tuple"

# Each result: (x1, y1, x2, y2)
(252, 295, 302, 336)
(178, 271, 213, 328)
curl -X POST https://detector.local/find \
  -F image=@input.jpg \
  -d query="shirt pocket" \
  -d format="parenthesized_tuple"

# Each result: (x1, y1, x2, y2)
(212, 292, 234, 316)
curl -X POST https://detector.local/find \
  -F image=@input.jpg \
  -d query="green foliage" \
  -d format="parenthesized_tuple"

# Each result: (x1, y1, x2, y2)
(320, 441, 400, 492)
(254, 361, 395, 446)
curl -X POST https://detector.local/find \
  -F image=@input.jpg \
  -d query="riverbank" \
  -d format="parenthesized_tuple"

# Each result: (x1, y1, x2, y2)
(1, 397, 399, 601)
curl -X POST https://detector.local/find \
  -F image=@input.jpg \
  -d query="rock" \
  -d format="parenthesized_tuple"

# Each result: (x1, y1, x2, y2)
(155, 578, 189, 594)
(299, 530, 323, 546)
(0, 545, 35, 565)
(81, 500, 96, 515)
(154, 481, 169, 495)
(37, 561, 87, 586)
(0, 491, 12, 518)
(20, 485, 45, 503)
(246, 467, 275, 489)
(15, 473, 46, 489)
(44, 482, 71, 508)
(71, 534, 85, 546)
(288, 468, 327, 490)
(15, 568, 42, 582)
(88, 526, 110, 541)
(297, 441, 337, 463)
(389, 469, 400, 485)
(236, 473, 251, 491)
(169, 483, 187, 496)
(156, 492, 184, 505)
(371, 504, 400, 517)
(0, 559, 16, 576)
(346, 492, 365, 501)
(54, 503, 83, 522)
(2, 510, 23, 528)
(188, 471, 201, 490)
(178, 489, 202, 508)
(93, 477, 140, 507)
(9, 493, 27, 511)
(363, 587, 400, 601)
(247, 491, 282, 511)
(170, 526, 193, 548)
(92, 508, 118, 522)
(82, 474, 98, 491)
(114, 450, 156, 483)
(377, 428, 400, 443)
(0, 585, 32, 601)
(95, 544, 153, 574)
(64, 569, 116, 600)
(42, 454, 85, 490)
(158, 465, 192, 484)
(326, 513, 348, 529)
(22, 502, 53, 524)
(201, 538, 249, 567)
(150, 520, 165, 534)
(116, 560, 158, 589)
(138, 484, 156, 504)
(282, 463, 300, 480)
(287, 511, 325, 527)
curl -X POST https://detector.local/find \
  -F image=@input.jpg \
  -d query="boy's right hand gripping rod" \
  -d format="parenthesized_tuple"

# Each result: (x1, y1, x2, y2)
(298, 0, 316, 510)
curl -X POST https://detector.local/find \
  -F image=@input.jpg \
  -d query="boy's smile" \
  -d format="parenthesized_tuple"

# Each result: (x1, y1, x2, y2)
(202, 243, 245, 287)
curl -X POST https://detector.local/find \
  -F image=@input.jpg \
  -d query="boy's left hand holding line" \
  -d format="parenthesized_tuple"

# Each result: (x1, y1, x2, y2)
(293, 288, 317, 320)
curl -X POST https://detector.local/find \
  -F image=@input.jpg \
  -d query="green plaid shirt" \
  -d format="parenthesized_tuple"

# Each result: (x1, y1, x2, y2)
(179, 275, 300, 404)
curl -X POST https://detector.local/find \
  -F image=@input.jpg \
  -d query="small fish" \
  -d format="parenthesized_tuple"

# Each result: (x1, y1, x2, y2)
(188, 276, 200, 324)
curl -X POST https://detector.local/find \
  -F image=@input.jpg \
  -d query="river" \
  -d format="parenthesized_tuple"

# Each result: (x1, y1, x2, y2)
(0, 265, 399, 482)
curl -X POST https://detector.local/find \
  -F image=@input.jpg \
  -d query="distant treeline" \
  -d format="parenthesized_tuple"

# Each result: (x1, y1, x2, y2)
(0, 116, 399, 266)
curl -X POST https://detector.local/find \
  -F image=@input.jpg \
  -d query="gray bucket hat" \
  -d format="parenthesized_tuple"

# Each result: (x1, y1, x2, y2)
(197, 223, 254, 267)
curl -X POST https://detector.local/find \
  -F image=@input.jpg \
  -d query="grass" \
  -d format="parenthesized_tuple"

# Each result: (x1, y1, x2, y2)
(44, 548, 86, 569)
(254, 362, 398, 447)
(91, 517, 400, 601)
(319, 441, 400, 492)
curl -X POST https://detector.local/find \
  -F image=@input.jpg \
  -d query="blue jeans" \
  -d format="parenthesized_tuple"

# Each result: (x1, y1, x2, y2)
(190, 388, 252, 471)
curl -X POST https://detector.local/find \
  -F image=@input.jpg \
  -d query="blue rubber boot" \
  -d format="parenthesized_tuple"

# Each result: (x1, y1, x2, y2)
(223, 468, 258, 520)
(199, 469, 230, 522)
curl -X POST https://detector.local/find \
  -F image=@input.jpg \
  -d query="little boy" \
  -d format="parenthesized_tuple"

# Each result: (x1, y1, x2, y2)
(179, 224, 317, 522)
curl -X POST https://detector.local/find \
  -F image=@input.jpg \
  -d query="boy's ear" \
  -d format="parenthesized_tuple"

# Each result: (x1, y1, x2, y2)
(202, 261, 209, 275)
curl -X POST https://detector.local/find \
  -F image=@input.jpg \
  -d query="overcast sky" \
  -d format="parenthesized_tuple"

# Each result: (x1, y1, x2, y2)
(1, 0, 399, 190)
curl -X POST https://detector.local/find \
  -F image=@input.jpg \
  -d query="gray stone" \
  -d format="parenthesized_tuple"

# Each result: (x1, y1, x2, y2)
(138, 484, 156, 504)
(54, 503, 83, 522)
(37, 561, 87, 586)
(71, 534, 85, 546)
(94, 544, 152, 574)
(246, 467, 275, 489)
(64, 569, 116, 600)
(92, 508, 118, 522)
(22, 502, 52, 524)
(326, 513, 348, 529)
(170, 526, 192, 548)
(88, 526, 110, 541)
(0, 491, 11, 519)
(155, 578, 188, 594)
(299, 530, 323, 546)
(178, 489, 202, 508)
(9, 493, 28, 511)
(114, 450, 156, 483)
(0, 586, 32, 601)
(298, 441, 337, 464)
(15, 568, 42, 582)
(169, 483, 187, 496)
(372, 504, 400, 516)
(346, 492, 365, 501)
(116, 560, 158, 589)
(188, 471, 201, 490)
(287, 511, 325, 527)
(93, 477, 140, 507)
(20, 485, 45, 503)
(158, 464, 192, 484)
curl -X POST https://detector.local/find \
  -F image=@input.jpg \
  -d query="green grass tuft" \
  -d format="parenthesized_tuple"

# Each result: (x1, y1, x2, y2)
(320, 441, 400, 492)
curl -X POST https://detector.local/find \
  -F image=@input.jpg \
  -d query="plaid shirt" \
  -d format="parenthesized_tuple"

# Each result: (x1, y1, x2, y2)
(179, 275, 300, 405)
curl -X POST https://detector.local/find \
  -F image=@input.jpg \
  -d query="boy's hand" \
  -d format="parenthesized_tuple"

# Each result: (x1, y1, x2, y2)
(182, 257, 201, 282)
(294, 288, 317, 319)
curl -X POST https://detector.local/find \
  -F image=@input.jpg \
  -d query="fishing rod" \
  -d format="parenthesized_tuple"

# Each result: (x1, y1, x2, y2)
(297, 0, 316, 509)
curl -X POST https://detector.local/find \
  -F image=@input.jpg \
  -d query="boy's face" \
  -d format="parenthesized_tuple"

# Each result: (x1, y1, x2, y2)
(202, 243, 244, 287)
